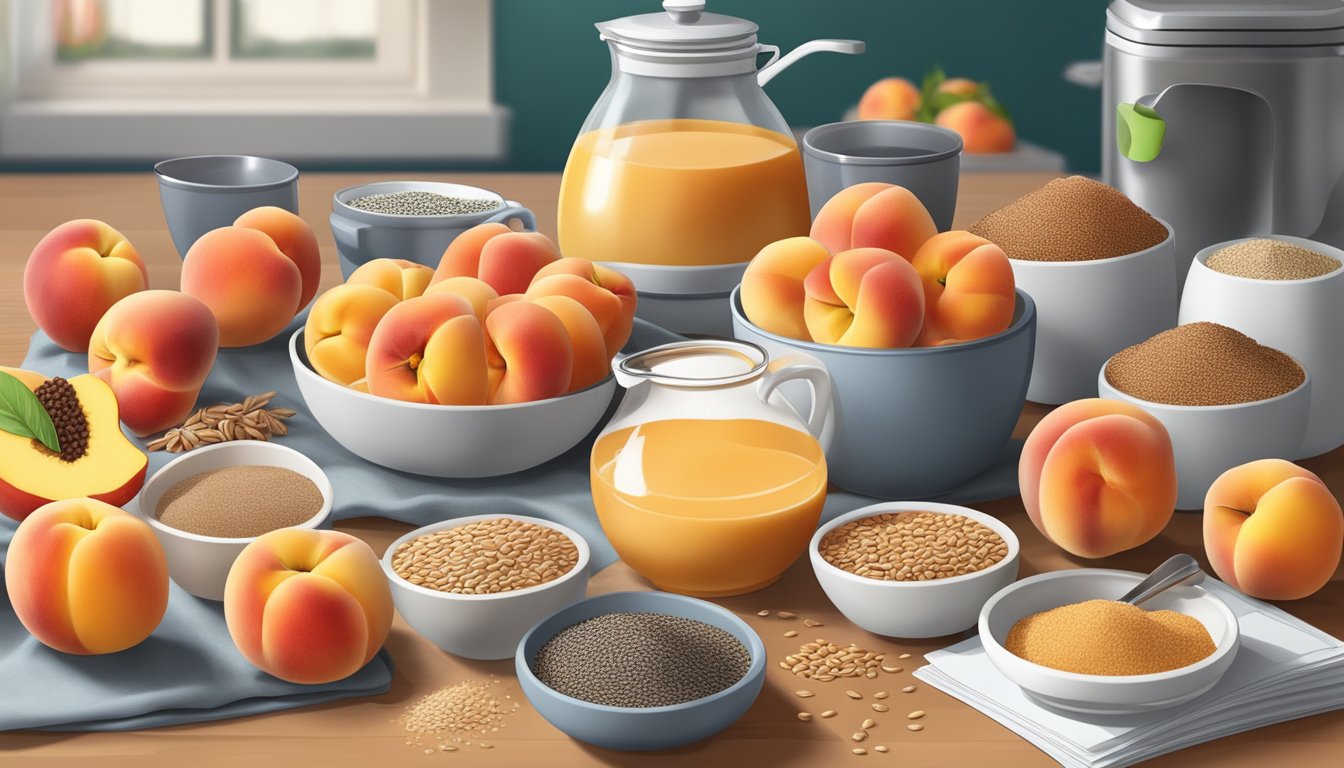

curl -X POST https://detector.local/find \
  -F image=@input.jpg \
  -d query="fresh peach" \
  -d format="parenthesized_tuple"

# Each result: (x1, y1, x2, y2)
(936, 101, 1015, 154)
(911, 231, 1016, 346)
(23, 219, 148, 352)
(224, 528, 392, 684)
(484, 301, 573, 405)
(1204, 459, 1343, 600)
(88, 290, 219, 436)
(181, 227, 303, 347)
(529, 295, 609, 392)
(5, 498, 168, 654)
(432, 223, 559, 296)
(803, 247, 924, 348)
(740, 236, 831, 341)
(1020, 398, 1177, 558)
(346, 258, 434, 301)
(810, 183, 937, 261)
(526, 257, 637, 358)
(938, 78, 980, 98)
(423, 276, 499, 323)
(233, 206, 322, 309)
(857, 77, 921, 121)
(364, 293, 488, 405)
(304, 285, 401, 386)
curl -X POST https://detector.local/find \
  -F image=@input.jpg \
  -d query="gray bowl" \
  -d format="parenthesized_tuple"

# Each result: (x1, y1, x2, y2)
(515, 591, 766, 751)
(731, 287, 1035, 499)
(330, 181, 536, 279)
(156, 155, 300, 258)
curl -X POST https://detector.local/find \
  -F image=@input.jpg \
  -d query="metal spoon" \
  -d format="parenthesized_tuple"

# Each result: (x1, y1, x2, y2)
(1118, 554, 1205, 608)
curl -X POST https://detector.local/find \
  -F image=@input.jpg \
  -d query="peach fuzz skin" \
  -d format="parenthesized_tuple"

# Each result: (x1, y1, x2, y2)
(1020, 399, 1177, 559)
(740, 236, 831, 342)
(224, 528, 392, 685)
(364, 293, 488, 405)
(431, 223, 560, 296)
(88, 290, 219, 437)
(304, 284, 401, 386)
(936, 101, 1015, 154)
(1205, 459, 1343, 600)
(525, 256, 637, 359)
(234, 206, 322, 309)
(5, 498, 168, 655)
(346, 258, 434, 301)
(810, 183, 937, 262)
(803, 247, 925, 348)
(857, 77, 921, 121)
(911, 231, 1016, 347)
(181, 227, 303, 347)
(23, 219, 148, 353)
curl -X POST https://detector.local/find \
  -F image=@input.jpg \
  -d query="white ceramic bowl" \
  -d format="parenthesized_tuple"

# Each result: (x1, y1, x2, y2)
(810, 502, 1020, 638)
(382, 514, 590, 660)
(134, 441, 334, 601)
(979, 569, 1240, 715)
(290, 328, 616, 477)
(1098, 363, 1310, 509)
(1179, 234, 1344, 458)
(1010, 220, 1177, 404)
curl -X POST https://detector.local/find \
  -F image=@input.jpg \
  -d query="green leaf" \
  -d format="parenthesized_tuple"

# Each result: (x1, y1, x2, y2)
(0, 371, 60, 453)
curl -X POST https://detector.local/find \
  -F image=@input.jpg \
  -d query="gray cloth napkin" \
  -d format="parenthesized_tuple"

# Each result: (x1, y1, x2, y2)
(2, 316, 1019, 732)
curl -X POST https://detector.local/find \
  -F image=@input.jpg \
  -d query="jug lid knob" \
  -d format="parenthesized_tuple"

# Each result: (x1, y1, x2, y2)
(663, 0, 705, 24)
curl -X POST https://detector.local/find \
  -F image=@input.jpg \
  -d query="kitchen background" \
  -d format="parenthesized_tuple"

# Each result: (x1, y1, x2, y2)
(0, 0, 1105, 172)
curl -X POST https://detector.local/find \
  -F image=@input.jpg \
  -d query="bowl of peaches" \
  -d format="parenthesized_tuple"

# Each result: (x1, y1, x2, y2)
(731, 183, 1036, 499)
(290, 223, 635, 477)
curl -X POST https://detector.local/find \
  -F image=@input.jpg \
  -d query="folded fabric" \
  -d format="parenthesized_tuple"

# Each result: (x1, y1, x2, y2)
(914, 578, 1344, 768)
(2, 316, 1021, 732)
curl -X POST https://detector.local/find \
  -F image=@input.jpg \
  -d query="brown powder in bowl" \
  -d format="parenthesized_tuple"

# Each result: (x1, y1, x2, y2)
(1105, 322, 1304, 406)
(154, 465, 323, 538)
(969, 176, 1168, 262)
(1005, 599, 1216, 676)
(1205, 238, 1341, 281)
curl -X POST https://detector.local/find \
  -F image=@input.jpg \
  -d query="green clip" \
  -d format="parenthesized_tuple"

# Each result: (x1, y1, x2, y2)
(1116, 103, 1165, 163)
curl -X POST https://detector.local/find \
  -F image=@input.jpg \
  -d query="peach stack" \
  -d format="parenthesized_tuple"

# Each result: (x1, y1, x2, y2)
(1019, 398, 1178, 558)
(742, 183, 1015, 349)
(1204, 459, 1343, 600)
(304, 223, 636, 406)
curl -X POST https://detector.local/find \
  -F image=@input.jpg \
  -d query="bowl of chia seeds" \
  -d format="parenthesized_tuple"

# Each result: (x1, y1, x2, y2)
(330, 181, 536, 279)
(516, 591, 766, 751)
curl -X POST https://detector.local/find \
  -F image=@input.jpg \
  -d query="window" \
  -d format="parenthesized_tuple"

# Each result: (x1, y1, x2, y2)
(1, 0, 506, 162)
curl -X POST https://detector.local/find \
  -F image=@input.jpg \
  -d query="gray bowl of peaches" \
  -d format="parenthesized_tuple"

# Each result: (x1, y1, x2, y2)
(291, 225, 636, 478)
(733, 182, 1034, 499)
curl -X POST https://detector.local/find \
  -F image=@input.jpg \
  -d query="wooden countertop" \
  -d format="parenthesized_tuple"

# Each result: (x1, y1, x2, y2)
(0, 172, 1341, 768)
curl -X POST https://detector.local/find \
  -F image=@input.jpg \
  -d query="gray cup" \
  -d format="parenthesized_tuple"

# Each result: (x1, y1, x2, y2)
(330, 181, 537, 279)
(155, 155, 300, 258)
(802, 121, 962, 230)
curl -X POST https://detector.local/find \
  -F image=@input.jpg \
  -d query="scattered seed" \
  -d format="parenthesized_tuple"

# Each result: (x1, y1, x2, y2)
(820, 710, 837, 719)
(439, 745, 456, 752)
(862, 718, 876, 730)
(898, 653, 912, 660)
(853, 748, 868, 755)
(778, 611, 798, 619)
(874, 745, 889, 753)
(758, 610, 771, 617)
(907, 724, 924, 732)
(783, 638, 885, 680)
(804, 619, 824, 627)
(852, 732, 868, 742)
(881, 665, 901, 673)
(872, 703, 889, 712)
(846, 690, 862, 700)
(423, 748, 434, 755)
(798, 712, 813, 721)
(907, 710, 925, 720)
(902, 685, 917, 693)
(796, 690, 815, 698)
(874, 691, 889, 699)
(785, 630, 799, 638)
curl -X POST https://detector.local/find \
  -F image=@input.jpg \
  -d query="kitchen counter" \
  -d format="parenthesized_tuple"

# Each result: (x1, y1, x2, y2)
(0, 172, 1341, 767)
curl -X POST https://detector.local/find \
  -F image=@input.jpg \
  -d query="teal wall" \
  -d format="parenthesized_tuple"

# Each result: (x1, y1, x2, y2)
(494, 0, 1109, 173)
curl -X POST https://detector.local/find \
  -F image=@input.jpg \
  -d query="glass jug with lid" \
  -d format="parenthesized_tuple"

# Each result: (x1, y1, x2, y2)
(589, 339, 833, 596)
(558, 1, 864, 299)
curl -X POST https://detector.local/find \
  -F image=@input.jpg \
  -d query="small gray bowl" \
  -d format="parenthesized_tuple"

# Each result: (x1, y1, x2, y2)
(731, 287, 1035, 499)
(155, 155, 299, 258)
(516, 591, 766, 751)
(330, 181, 536, 279)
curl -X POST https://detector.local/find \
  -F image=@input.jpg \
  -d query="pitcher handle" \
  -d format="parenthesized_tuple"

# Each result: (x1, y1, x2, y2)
(484, 200, 537, 232)
(757, 354, 832, 441)
(758, 39, 864, 87)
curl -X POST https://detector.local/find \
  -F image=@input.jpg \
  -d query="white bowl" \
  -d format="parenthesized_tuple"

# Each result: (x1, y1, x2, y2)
(382, 514, 591, 660)
(810, 502, 1020, 638)
(134, 441, 334, 601)
(1179, 234, 1344, 458)
(979, 569, 1240, 715)
(1010, 220, 1177, 404)
(290, 328, 616, 477)
(1098, 364, 1310, 509)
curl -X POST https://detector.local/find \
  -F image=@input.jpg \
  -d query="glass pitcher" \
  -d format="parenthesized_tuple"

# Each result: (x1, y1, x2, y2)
(558, 0, 864, 298)
(590, 339, 833, 597)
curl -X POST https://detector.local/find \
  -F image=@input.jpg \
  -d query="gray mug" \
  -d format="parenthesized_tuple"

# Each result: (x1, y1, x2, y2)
(802, 121, 962, 230)
(156, 155, 300, 258)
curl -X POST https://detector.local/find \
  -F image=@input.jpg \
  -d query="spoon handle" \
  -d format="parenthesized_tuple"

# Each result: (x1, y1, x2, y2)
(1119, 554, 1205, 607)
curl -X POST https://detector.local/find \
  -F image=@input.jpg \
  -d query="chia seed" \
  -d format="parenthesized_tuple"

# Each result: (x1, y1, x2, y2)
(347, 190, 501, 217)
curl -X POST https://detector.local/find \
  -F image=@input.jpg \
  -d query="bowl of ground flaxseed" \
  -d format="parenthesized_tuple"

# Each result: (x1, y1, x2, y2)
(515, 591, 766, 751)
(969, 176, 1178, 405)
(1180, 235, 1344, 459)
(134, 441, 333, 601)
(330, 181, 537, 278)
(382, 514, 590, 660)
(1099, 321, 1311, 509)
(810, 502, 1020, 638)
(979, 569, 1239, 715)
